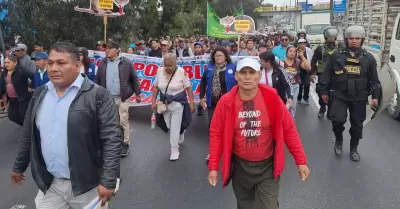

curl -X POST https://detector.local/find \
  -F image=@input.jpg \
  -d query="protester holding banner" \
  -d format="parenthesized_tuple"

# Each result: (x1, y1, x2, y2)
(200, 47, 237, 160)
(152, 54, 195, 161)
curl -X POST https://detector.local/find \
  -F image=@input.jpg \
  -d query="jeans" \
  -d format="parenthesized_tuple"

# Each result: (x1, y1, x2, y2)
(291, 84, 300, 118)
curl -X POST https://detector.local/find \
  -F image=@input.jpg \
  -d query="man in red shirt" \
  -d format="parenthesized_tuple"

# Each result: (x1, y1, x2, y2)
(208, 58, 310, 209)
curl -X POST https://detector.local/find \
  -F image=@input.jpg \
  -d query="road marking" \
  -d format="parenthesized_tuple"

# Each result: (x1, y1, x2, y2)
(10, 205, 26, 209)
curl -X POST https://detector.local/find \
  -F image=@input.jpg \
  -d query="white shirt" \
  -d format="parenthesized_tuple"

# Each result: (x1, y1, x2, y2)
(259, 69, 273, 87)
(38, 69, 47, 80)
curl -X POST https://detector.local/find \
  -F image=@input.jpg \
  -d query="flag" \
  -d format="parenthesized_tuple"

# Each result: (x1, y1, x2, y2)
(207, 4, 244, 38)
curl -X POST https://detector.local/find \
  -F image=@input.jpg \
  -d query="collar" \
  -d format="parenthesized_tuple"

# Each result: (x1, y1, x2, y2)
(46, 73, 85, 91)
(221, 84, 277, 108)
(38, 68, 47, 73)
(108, 54, 122, 62)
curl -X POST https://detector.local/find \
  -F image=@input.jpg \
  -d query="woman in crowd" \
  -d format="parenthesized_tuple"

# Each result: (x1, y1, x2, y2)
(239, 40, 246, 51)
(266, 39, 274, 51)
(152, 53, 195, 161)
(280, 46, 311, 118)
(78, 47, 97, 81)
(199, 47, 237, 160)
(0, 55, 33, 125)
(126, 46, 136, 54)
(259, 51, 293, 106)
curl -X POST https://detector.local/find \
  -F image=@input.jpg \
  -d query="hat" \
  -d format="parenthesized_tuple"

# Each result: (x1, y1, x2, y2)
(32, 52, 48, 60)
(15, 43, 27, 51)
(96, 41, 104, 46)
(236, 58, 261, 72)
(138, 40, 145, 45)
(220, 40, 234, 47)
(298, 38, 307, 43)
(258, 42, 268, 48)
(209, 39, 216, 44)
(161, 40, 169, 46)
(194, 41, 203, 47)
(178, 38, 185, 42)
(129, 43, 136, 48)
(102, 40, 120, 49)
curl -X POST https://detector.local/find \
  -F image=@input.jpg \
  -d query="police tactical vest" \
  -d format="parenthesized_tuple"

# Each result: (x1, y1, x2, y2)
(317, 44, 339, 73)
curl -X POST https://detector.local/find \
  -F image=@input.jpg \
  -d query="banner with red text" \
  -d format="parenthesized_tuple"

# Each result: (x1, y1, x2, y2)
(89, 51, 260, 106)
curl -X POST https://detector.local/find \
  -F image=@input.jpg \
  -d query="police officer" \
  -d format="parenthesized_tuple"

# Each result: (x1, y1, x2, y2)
(311, 26, 340, 119)
(320, 25, 380, 162)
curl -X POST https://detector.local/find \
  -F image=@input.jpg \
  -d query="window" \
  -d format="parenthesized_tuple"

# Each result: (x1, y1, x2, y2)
(396, 18, 400, 40)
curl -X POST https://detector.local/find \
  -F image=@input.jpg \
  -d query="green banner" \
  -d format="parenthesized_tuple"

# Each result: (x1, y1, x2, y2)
(207, 4, 244, 38)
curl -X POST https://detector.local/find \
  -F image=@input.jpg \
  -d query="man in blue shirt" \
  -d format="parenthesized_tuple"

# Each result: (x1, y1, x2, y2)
(31, 52, 50, 89)
(272, 34, 292, 60)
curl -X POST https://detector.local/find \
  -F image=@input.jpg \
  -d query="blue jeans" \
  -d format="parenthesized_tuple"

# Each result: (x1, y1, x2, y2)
(290, 84, 300, 118)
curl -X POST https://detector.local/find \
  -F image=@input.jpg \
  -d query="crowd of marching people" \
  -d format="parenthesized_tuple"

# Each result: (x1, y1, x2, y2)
(3, 24, 380, 209)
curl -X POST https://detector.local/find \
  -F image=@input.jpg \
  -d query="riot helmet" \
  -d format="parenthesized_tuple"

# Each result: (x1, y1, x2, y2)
(344, 25, 366, 49)
(297, 29, 307, 38)
(323, 26, 339, 40)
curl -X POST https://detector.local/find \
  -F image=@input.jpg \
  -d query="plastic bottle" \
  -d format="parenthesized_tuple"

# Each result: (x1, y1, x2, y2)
(151, 113, 156, 129)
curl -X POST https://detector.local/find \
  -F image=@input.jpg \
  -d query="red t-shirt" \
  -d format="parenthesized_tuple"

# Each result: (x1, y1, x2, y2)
(233, 90, 274, 161)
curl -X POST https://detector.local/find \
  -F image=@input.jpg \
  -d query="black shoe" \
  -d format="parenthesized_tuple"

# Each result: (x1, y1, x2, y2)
(350, 148, 360, 162)
(304, 99, 309, 105)
(318, 112, 324, 118)
(334, 141, 343, 156)
(197, 110, 203, 116)
(121, 144, 130, 157)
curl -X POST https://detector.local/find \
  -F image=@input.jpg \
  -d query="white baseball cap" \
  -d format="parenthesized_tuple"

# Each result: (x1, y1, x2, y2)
(298, 38, 307, 43)
(236, 58, 261, 72)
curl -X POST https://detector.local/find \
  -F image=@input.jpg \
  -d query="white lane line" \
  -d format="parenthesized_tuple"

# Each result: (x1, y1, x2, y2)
(10, 205, 26, 209)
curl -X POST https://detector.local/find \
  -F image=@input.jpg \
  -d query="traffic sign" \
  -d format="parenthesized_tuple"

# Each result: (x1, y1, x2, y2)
(301, 3, 313, 12)
(99, 0, 114, 10)
(333, 0, 346, 13)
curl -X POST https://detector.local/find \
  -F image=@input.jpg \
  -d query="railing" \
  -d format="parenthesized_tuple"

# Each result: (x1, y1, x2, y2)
(255, 4, 331, 12)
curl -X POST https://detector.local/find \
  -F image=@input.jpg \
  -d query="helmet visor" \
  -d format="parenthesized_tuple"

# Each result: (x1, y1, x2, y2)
(324, 28, 339, 38)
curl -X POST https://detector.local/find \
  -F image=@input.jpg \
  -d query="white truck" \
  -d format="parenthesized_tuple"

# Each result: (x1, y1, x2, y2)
(295, 11, 331, 48)
(346, 0, 400, 120)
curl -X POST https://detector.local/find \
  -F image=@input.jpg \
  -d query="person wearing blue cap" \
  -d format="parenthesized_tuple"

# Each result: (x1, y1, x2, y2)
(193, 42, 205, 56)
(31, 52, 50, 89)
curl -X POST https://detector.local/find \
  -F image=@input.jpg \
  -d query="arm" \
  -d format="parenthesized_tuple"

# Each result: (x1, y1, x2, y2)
(279, 67, 293, 99)
(128, 60, 141, 96)
(97, 87, 123, 189)
(183, 72, 194, 104)
(320, 53, 334, 95)
(208, 98, 225, 171)
(13, 91, 36, 173)
(152, 70, 160, 104)
(280, 100, 307, 165)
(279, 69, 293, 100)
(300, 56, 311, 71)
(368, 55, 381, 99)
(311, 46, 322, 75)
(199, 70, 207, 99)
(188, 47, 194, 57)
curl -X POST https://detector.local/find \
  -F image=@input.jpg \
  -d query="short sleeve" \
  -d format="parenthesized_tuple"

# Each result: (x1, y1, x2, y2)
(182, 70, 191, 88)
(154, 67, 162, 87)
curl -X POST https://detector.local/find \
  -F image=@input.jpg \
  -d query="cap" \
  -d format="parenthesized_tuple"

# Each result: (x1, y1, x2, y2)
(15, 43, 27, 51)
(96, 41, 104, 46)
(194, 41, 203, 47)
(209, 39, 216, 44)
(178, 38, 185, 42)
(236, 58, 261, 72)
(297, 38, 307, 43)
(32, 52, 48, 60)
(220, 40, 233, 47)
(161, 40, 169, 46)
(138, 40, 145, 45)
(102, 40, 120, 49)
(129, 43, 136, 48)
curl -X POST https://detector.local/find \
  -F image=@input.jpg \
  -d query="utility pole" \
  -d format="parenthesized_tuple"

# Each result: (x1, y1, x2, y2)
(330, 0, 334, 25)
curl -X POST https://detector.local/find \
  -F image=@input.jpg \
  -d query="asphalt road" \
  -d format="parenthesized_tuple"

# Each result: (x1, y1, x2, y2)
(1, 99, 400, 209)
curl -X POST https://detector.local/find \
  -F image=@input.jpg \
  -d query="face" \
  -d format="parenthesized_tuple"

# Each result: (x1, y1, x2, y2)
(14, 49, 24, 57)
(235, 67, 261, 90)
(232, 46, 238, 52)
(34, 45, 43, 52)
(240, 41, 246, 49)
(210, 42, 216, 49)
(47, 51, 80, 88)
(246, 41, 254, 49)
(178, 41, 185, 48)
(151, 41, 158, 49)
(280, 36, 289, 47)
(259, 46, 267, 53)
(299, 34, 305, 39)
(199, 38, 205, 44)
(214, 50, 226, 64)
(267, 40, 272, 47)
(260, 59, 272, 69)
(4, 57, 17, 70)
(35, 59, 47, 69)
(105, 47, 119, 59)
(163, 57, 177, 74)
(127, 48, 134, 54)
(326, 36, 336, 43)
(298, 42, 306, 49)
(286, 47, 296, 59)
(161, 44, 168, 51)
(195, 45, 202, 53)
(96, 45, 103, 50)
(348, 37, 362, 48)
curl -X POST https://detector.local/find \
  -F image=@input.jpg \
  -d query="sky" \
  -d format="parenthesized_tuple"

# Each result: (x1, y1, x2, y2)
(263, 0, 329, 6)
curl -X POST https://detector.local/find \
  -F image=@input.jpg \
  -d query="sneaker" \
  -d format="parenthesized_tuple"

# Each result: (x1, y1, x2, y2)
(205, 154, 209, 161)
(304, 99, 309, 105)
(350, 148, 360, 162)
(121, 144, 130, 157)
(178, 135, 185, 145)
(297, 100, 302, 104)
(334, 141, 343, 156)
(170, 147, 180, 161)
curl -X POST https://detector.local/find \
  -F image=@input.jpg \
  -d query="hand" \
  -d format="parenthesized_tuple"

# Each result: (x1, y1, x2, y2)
(208, 170, 218, 186)
(286, 98, 293, 107)
(98, 185, 115, 207)
(11, 171, 25, 184)
(151, 102, 157, 113)
(136, 95, 141, 103)
(200, 98, 207, 110)
(190, 102, 195, 113)
(310, 75, 316, 83)
(370, 99, 379, 110)
(321, 95, 329, 104)
(298, 165, 310, 180)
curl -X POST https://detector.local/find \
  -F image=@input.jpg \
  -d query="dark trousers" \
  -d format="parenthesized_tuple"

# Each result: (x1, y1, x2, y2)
(8, 98, 29, 126)
(232, 155, 280, 209)
(298, 70, 310, 101)
(207, 106, 215, 128)
(330, 96, 366, 148)
(316, 73, 333, 116)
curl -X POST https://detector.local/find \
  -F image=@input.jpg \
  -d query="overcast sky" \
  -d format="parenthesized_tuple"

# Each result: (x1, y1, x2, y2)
(263, 0, 329, 6)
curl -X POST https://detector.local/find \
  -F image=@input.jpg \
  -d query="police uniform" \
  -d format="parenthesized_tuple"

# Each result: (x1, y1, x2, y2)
(311, 43, 339, 118)
(320, 47, 380, 161)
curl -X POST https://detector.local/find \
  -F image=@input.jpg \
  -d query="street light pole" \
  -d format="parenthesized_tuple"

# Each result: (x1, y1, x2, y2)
(330, 0, 334, 25)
